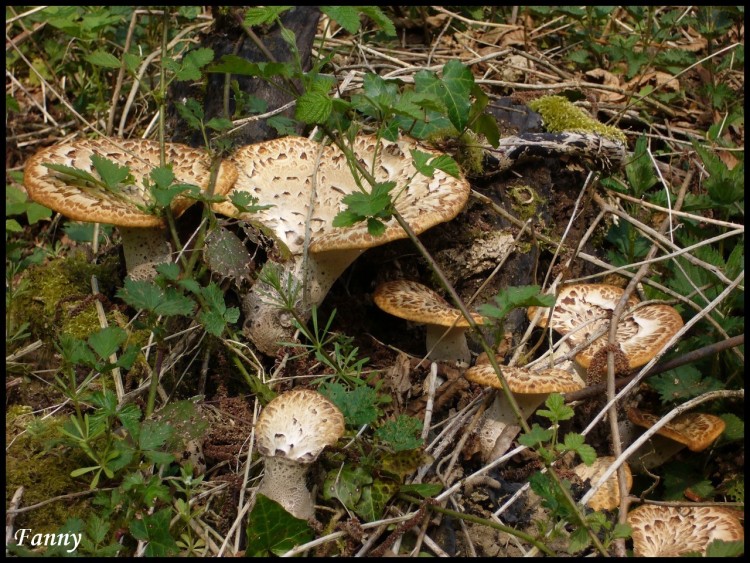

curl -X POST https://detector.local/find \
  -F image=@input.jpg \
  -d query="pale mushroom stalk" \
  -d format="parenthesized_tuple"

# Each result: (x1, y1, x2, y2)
(424, 325, 472, 365)
(465, 365, 585, 461)
(256, 456, 318, 521)
(118, 226, 173, 281)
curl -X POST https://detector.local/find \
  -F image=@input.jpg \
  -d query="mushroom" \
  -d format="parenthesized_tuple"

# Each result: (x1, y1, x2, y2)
(373, 280, 484, 365)
(464, 363, 585, 461)
(24, 137, 237, 280)
(627, 504, 744, 556)
(573, 456, 633, 512)
(527, 284, 684, 381)
(254, 388, 345, 520)
(212, 134, 469, 355)
(625, 407, 726, 471)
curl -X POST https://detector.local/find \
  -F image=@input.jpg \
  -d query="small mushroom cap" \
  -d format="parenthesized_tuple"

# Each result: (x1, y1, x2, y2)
(464, 364, 585, 394)
(373, 280, 484, 327)
(24, 138, 237, 227)
(573, 456, 632, 511)
(627, 408, 726, 452)
(527, 284, 684, 370)
(256, 389, 345, 463)
(213, 135, 470, 255)
(628, 505, 744, 556)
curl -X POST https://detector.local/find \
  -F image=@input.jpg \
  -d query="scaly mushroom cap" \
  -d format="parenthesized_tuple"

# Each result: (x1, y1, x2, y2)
(213, 135, 470, 254)
(628, 505, 744, 556)
(527, 284, 684, 370)
(573, 456, 632, 511)
(24, 138, 237, 227)
(373, 280, 484, 327)
(256, 389, 345, 463)
(627, 408, 726, 452)
(464, 365, 585, 394)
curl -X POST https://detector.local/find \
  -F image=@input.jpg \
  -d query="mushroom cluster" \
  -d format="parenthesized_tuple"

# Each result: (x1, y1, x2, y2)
(24, 137, 237, 280)
(212, 134, 470, 355)
(527, 284, 684, 381)
(254, 389, 344, 520)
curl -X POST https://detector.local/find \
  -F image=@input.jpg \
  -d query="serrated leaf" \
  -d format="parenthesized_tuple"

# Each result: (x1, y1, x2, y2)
(117, 278, 163, 311)
(399, 483, 443, 498)
(139, 419, 173, 451)
(246, 494, 313, 556)
(319, 382, 378, 426)
(87, 326, 127, 361)
(719, 413, 743, 442)
(359, 6, 397, 36)
(479, 285, 554, 323)
(648, 365, 723, 403)
(44, 162, 101, 186)
(519, 423, 553, 448)
(321, 6, 362, 35)
(153, 288, 195, 317)
(129, 508, 179, 557)
(244, 6, 292, 26)
(85, 49, 122, 69)
(175, 98, 204, 129)
(150, 166, 175, 190)
(705, 539, 745, 557)
(375, 415, 423, 452)
(91, 154, 132, 189)
(295, 91, 332, 124)
(536, 393, 575, 422)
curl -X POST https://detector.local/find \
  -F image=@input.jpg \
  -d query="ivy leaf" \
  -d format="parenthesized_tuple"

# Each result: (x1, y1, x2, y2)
(375, 415, 423, 452)
(322, 465, 372, 508)
(246, 494, 313, 556)
(439, 60, 475, 132)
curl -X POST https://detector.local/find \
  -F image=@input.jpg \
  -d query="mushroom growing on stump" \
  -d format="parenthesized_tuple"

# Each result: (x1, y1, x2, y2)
(527, 284, 684, 382)
(628, 505, 744, 556)
(573, 456, 633, 512)
(24, 138, 237, 280)
(254, 388, 345, 520)
(625, 408, 726, 472)
(212, 134, 470, 355)
(464, 364, 585, 461)
(373, 280, 484, 365)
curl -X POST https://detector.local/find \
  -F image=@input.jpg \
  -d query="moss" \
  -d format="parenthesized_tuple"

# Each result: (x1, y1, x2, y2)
(6, 408, 92, 535)
(528, 95, 626, 143)
(507, 184, 543, 222)
(425, 128, 485, 176)
(11, 251, 121, 343)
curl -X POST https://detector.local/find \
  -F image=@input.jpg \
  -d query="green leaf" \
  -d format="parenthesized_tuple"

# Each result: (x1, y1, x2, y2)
(138, 419, 173, 451)
(359, 6, 397, 36)
(353, 479, 398, 521)
(87, 326, 127, 362)
(479, 285, 555, 323)
(439, 60, 475, 132)
(117, 278, 163, 311)
(375, 415, 423, 452)
(536, 393, 575, 422)
(560, 433, 597, 465)
(705, 539, 745, 557)
(154, 288, 195, 317)
(399, 482, 443, 498)
(719, 413, 743, 442)
(322, 465, 372, 508)
(243, 6, 292, 26)
(319, 381, 378, 426)
(129, 508, 179, 557)
(567, 526, 590, 554)
(626, 136, 658, 197)
(519, 423, 553, 448)
(648, 365, 723, 403)
(175, 98, 204, 130)
(91, 154, 133, 190)
(85, 49, 122, 69)
(246, 494, 313, 556)
(295, 91, 332, 124)
(43, 163, 101, 186)
(321, 6, 362, 35)
(206, 117, 233, 131)
(149, 166, 175, 190)
(59, 333, 97, 367)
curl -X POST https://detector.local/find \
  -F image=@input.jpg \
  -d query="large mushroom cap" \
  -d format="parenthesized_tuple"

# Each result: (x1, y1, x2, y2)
(256, 389, 345, 463)
(573, 456, 633, 512)
(627, 408, 726, 452)
(373, 280, 484, 327)
(24, 138, 237, 227)
(628, 505, 744, 556)
(464, 365, 585, 394)
(213, 134, 470, 255)
(527, 284, 684, 370)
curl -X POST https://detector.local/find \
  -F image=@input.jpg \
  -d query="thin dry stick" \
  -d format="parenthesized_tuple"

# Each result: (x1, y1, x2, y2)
(91, 275, 124, 402)
(421, 363, 439, 442)
(106, 9, 139, 135)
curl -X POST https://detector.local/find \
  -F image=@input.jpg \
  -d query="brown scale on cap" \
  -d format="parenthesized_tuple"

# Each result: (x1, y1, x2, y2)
(464, 365, 585, 394)
(628, 505, 744, 556)
(24, 138, 238, 227)
(627, 408, 726, 452)
(573, 456, 633, 512)
(373, 280, 483, 328)
(528, 284, 684, 370)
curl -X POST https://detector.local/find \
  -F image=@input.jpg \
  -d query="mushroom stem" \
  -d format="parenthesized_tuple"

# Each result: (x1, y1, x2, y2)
(119, 226, 172, 281)
(425, 325, 471, 365)
(478, 392, 553, 461)
(243, 249, 363, 355)
(628, 435, 688, 472)
(256, 456, 314, 520)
